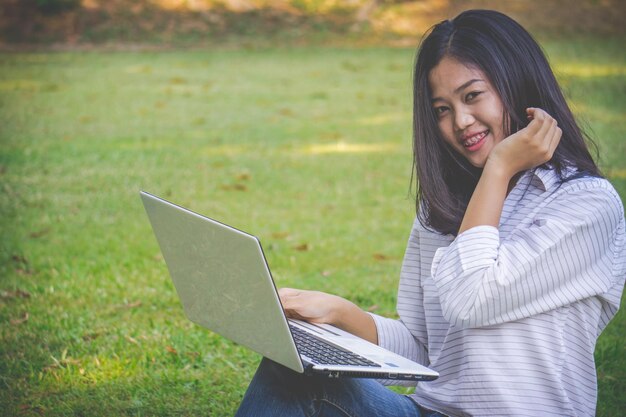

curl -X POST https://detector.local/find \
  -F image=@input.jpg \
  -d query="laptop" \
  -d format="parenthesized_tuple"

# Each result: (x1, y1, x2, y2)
(140, 191, 439, 381)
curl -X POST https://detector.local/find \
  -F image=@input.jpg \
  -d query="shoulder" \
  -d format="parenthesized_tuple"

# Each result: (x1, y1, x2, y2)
(560, 174, 619, 194)
(558, 175, 623, 211)
(411, 212, 455, 247)
(542, 175, 625, 230)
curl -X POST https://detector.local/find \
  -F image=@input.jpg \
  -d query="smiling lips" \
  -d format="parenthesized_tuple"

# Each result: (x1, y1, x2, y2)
(460, 130, 489, 151)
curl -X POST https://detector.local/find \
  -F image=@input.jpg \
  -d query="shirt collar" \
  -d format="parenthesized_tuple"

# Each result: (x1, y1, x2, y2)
(526, 166, 563, 192)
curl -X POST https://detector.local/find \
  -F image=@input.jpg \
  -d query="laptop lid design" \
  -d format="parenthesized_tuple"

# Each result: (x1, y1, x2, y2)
(140, 191, 303, 373)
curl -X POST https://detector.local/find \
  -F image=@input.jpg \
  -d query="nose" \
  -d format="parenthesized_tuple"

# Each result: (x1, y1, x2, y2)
(454, 107, 475, 131)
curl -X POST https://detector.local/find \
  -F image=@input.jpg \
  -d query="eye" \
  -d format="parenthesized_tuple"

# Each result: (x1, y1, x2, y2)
(434, 106, 449, 117)
(465, 91, 482, 101)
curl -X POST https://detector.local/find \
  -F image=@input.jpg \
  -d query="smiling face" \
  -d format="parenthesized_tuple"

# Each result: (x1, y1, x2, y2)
(429, 56, 507, 168)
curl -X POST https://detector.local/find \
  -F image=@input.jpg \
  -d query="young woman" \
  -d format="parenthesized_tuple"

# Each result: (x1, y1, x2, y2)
(235, 9, 625, 417)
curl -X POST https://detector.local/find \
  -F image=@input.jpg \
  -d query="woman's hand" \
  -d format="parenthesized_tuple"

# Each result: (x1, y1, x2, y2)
(278, 288, 346, 324)
(458, 108, 561, 234)
(278, 287, 379, 344)
(487, 107, 562, 178)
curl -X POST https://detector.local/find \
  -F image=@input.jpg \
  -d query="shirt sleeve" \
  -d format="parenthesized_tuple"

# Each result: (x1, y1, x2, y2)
(369, 313, 426, 364)
(430, 180, 626, 329)
(367, 314, 423, 386)
(369, 217, 430, 369)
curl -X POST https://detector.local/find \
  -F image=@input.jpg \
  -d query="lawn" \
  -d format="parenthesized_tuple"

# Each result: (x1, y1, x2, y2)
(1, 36, 625, 416)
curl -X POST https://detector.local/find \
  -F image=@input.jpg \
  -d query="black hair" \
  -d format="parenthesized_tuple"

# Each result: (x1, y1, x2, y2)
(412, 9, 601, 235)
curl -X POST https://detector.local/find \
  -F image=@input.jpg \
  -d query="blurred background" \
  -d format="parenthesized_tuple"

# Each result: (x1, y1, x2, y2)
(1, 1, 625, 416)
(1, 0, 624, 47)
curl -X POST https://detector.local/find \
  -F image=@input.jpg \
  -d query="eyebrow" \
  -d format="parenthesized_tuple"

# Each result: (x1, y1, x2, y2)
(431, 79, 484, 103)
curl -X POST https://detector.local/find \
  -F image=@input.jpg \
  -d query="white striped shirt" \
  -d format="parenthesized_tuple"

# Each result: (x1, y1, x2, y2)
(370, 168, 626, 416)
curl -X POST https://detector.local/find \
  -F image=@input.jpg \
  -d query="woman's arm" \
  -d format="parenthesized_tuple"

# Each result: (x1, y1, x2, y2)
(432, 183, 625, 328)
(430, 108, 626, 328)
(430, 108, 618, 329)
(459, 108, 561, 234)
(279, 216, 433, 353)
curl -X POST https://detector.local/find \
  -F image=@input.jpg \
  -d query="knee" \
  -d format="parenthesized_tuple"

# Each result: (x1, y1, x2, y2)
(237, 359, 316, 417)
(254, 357, 305, 386)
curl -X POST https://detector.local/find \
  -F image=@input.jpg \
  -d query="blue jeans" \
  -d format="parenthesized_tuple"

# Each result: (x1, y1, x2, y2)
(235, 358, 446, 417)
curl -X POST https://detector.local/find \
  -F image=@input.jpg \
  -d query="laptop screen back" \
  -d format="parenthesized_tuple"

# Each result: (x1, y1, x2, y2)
(140, 191, 304, 373)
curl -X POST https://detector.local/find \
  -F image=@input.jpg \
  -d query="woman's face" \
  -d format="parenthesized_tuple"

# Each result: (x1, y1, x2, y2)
(428, 56, 506, 168)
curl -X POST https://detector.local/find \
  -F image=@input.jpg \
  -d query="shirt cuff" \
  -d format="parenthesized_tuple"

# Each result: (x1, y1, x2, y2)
(431, 225, 500, 284)
(368, 312, 423, 387)
(430, 226, 500, 272)
(368, 312, 420, 362)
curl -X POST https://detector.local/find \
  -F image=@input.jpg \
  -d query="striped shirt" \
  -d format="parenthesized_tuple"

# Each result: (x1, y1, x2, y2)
(370, 168, 626, 416)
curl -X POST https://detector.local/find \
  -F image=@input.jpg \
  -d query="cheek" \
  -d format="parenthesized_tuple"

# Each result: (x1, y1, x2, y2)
(438, 119, 456, 146)
(488, 103, 507, 138)
(492, 121, 506, 143)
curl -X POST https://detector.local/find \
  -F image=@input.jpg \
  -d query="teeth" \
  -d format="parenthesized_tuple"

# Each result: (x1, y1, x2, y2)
(462, 131, 487, 147)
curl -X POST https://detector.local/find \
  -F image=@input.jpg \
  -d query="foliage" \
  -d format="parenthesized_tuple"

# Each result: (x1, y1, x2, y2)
(1, 0, 622, 45)
(0, 38, 625, 416)
(34, 0, 80, 14)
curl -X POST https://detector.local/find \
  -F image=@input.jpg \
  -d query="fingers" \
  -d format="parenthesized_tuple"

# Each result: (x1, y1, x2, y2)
(525, 107, 555, 137)
(278, 288, 301, 309)
(278, 287, 299, 299)
(542, 119, 557, 158)
(278, 287, 317, 321)
(524, 107, 545, 135)
(543, 112, 561, 156)
(535, 112, 553, 139)
(526, 108, 534, 120)
(277, 288, 339, 324)
(526, 107, 540, 121)
(530, 108, 560, 161)
(549, 124, 562, 154)
(494, 108, 560, 173)
(515, 107, 560, 166)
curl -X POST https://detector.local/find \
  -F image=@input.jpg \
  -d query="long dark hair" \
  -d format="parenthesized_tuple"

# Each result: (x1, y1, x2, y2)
(413, 9, 601, 235)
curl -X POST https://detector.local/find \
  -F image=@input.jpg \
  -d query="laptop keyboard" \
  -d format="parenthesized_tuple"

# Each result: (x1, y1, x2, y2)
(289, 324, 381, 368)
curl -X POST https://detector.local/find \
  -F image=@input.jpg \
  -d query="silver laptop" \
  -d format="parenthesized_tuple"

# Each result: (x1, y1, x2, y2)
(140, 191, 439, 381)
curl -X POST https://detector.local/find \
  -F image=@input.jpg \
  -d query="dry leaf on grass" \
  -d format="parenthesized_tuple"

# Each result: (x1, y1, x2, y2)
(82, 330, 105, 341)
(235, 172, 251, 181)
(45, 350, 80, 371)
(125, 300, 142, 308)
(11, 254, 28, 264)
(29, 228, 50, 239)
(220, 183, 248, 191)
(115, 300, 142, 309)
(18, 404, 44, 415)
(126, 336, 139, 345)
(1, 289, 31, 300)
(10, 312, 29, 325)
(271, 232, 291, 239)
(186, 351, 200, 359)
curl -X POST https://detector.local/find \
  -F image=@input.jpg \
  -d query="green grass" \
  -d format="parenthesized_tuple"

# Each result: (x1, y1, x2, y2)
(1, 37, 624, 416)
